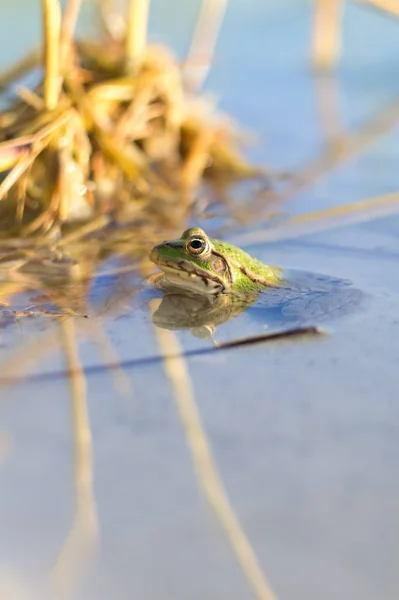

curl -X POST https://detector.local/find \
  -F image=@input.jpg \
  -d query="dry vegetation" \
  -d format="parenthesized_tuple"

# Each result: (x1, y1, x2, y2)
(0, 0, 263, 298)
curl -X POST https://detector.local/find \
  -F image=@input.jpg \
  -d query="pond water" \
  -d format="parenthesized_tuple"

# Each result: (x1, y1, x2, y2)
(1, 2, 399, 600)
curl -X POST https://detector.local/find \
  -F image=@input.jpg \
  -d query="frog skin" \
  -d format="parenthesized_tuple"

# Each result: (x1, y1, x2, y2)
(149, 228, 283, 296)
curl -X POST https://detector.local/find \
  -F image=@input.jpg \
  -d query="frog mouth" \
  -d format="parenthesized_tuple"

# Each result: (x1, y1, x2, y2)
(154, 257, 227, 294)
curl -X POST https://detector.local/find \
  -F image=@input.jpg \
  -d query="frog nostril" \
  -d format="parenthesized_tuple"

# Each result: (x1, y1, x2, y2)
(213, 258, 225, 273)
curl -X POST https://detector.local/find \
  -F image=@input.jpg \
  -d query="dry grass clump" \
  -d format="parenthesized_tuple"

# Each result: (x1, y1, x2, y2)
(0, 0, 257, 242)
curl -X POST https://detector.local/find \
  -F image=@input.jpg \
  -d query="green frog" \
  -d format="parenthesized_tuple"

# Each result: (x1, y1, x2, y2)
(149, 227, 283, 296)
(149, 228, 364, 338)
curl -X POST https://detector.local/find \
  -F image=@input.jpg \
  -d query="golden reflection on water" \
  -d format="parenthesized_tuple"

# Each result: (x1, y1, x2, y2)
(52, 319, 99, 599)
(151, 299, 279, 600)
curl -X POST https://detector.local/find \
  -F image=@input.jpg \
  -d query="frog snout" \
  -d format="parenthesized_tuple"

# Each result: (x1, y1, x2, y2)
(149, 246, 159, 263)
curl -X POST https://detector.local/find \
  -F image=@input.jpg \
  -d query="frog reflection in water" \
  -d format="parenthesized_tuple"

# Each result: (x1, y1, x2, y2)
(149, 228, 362, 336)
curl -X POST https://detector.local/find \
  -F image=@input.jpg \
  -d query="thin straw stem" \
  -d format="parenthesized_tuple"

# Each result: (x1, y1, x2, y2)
(126, 0, 150, 70)
(312, 0, 344, 70)
(0, 49, 41, 90)
(184, 0, 228, 92)
(359, 0, 399, 17)
(42, 0, 62, 109)
(60, 0, 83, 65)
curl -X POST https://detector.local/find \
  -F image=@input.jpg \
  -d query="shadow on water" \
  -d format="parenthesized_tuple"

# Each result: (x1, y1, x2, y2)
(151, 269, 365, 341)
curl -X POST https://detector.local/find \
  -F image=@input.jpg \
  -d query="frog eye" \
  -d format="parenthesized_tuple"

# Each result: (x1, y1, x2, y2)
(186, 236, 208, 255)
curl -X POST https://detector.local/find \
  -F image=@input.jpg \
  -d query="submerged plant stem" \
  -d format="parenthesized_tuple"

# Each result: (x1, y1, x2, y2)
(234, 191, 399, 245)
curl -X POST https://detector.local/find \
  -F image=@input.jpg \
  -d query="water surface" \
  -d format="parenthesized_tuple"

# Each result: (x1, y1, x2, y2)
(1, 2, 399, 600)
